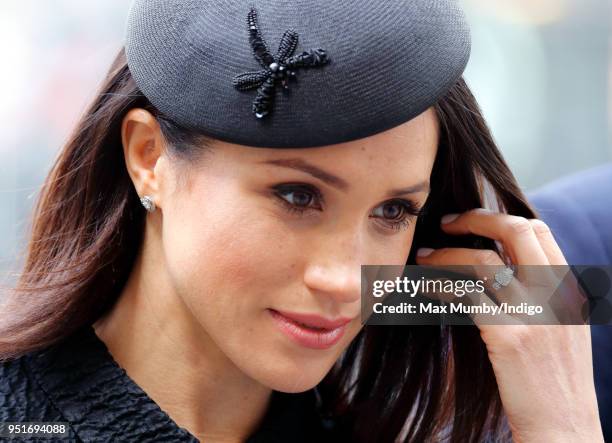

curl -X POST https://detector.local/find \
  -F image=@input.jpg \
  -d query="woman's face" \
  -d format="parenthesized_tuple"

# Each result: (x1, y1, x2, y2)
(155, 108, 439, 392)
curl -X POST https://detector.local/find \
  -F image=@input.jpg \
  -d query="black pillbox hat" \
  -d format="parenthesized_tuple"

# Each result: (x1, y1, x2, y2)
(125, 0, 471, 148)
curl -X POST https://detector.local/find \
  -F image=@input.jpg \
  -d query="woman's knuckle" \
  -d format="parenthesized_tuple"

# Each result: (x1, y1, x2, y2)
(474, 249, 499, 265)
(506, 216, 533, 236)
(482, 325, 534, 355)
(435, 248, 455, 261)
(508, 325, 533, 350)
(529, 218, 552, 236)
(436, 248, 449, 257)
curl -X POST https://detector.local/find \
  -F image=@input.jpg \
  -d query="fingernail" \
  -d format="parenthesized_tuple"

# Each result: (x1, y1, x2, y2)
(417, 248, 435, 257)
(441, 213, 459, 224)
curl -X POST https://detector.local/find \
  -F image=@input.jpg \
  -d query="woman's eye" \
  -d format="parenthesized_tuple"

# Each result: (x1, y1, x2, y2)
(371, 199, 423, 231)
(273, 185, 423, 231)
(273, 184, 323, 214)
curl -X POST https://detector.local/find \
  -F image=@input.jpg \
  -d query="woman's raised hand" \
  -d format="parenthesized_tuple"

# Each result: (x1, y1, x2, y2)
(416, 208, 604, 443)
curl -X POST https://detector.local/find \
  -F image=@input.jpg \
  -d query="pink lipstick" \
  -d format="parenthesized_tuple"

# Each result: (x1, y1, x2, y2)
(267, 309, 352, 350)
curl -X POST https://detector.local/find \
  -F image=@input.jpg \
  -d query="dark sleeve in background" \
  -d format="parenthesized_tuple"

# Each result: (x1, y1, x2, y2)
(528, 163, 612, 442)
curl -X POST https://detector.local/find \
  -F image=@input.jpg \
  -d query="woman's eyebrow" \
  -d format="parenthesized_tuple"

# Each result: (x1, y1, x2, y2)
(259, 158, 349, 191)
(259, 157, 429, 197)
(386, 181, 430, 198)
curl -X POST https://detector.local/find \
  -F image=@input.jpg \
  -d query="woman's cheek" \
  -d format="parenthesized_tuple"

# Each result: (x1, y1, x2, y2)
(161, 196, 296, 323)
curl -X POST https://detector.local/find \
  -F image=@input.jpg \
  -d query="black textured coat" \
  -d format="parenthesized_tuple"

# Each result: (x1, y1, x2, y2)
(0, 325, 337, 442)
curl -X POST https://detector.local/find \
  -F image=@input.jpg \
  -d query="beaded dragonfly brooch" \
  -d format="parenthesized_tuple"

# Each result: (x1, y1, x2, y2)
(232, 6, 331, 119)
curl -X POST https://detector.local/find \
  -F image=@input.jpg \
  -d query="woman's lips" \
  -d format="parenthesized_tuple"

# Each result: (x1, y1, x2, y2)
(267, 309, 351, 350)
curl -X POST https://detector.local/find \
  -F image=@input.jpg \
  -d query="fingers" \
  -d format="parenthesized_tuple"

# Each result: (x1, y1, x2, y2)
(412, 209, 568, 326)
(416, 247, 505, 266)
(416, 250, 529, 308)
(410, 209, 571, 326)
(528, 219, 567, 265)
(437, 208, 550, 265)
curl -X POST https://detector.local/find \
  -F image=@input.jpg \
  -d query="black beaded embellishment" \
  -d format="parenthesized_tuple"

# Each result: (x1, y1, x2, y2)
(233, 6, 330, 119)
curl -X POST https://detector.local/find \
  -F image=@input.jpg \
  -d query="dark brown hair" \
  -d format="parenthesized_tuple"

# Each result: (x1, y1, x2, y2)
(1, 47, 539, 442)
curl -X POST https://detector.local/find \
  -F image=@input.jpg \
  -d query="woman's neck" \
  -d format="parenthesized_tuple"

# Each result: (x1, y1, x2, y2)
(92, 243, 272, 442)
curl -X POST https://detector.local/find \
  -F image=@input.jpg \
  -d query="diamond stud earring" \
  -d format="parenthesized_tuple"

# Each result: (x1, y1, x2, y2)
(140, 195, 156, 212)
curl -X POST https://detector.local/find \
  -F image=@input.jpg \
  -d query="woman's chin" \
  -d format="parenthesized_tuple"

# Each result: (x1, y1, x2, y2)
(238, 352, 333, 394)
(262, 372, 325, 394)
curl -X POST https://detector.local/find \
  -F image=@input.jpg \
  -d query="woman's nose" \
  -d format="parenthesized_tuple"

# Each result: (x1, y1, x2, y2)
(303, 264, 362, 304)
(302, 227, 365, 304)
(301, 223, 367, 304)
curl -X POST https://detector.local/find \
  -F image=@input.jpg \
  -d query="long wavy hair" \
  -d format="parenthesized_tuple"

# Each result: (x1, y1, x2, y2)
(0, 48, 538, 442)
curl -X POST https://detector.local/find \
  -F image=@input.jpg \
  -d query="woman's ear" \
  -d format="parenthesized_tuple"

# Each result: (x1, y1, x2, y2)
(121, 108, 167, 209)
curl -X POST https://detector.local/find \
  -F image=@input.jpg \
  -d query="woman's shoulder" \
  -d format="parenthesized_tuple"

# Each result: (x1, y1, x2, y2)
(0, 346, 78, 441)
(0, 325, 199, 442)
(0, 351, 48, 412)
(0, 325, 106, 421)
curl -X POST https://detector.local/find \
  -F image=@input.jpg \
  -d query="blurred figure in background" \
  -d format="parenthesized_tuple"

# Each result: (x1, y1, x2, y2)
(529, 162, 612, 441)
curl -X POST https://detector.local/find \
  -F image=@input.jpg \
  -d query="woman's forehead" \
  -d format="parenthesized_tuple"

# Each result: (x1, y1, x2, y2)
(212, 108, 438, 166)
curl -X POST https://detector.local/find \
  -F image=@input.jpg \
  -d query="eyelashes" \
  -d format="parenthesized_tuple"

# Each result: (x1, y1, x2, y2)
(274, 183, 323, 213)
(371, 198, 424, 231)
(272, 183, 425, 232)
